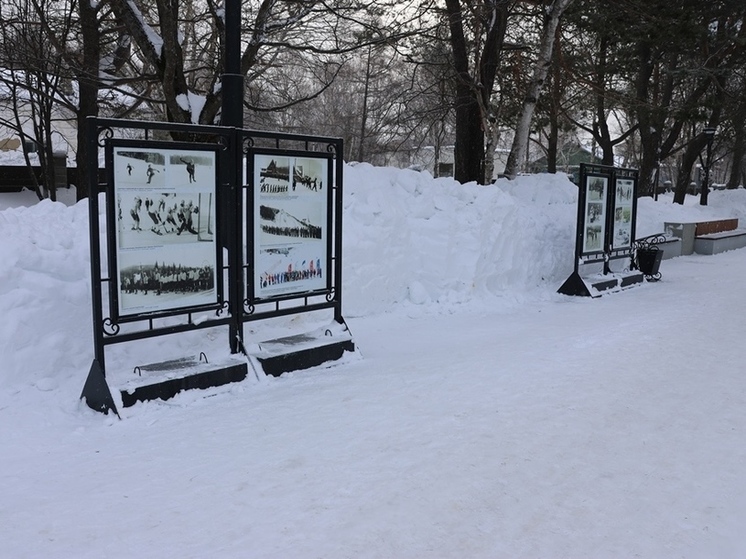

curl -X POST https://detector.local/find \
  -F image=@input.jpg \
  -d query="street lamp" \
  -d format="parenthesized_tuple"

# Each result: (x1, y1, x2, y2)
(700, 127, 716, 206)
(221, 0, 243, 354)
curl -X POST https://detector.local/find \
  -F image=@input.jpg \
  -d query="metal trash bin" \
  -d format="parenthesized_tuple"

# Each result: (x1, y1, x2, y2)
(637, 247, 663, 279)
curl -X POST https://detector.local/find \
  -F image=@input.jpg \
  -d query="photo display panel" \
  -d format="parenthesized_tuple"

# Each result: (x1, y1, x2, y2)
(612, 177, 635, 250)
(109, 141, 221, 320)
(252, 152, 331, 300)
(582, 174, 608, 254)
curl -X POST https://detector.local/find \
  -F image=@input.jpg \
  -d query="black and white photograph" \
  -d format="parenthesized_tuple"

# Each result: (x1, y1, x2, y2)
(116, 244, 216, 316)
(584, 224, 603, 252)
(258, 201, 324, 244)
(115, 149, 166, 188)
(292, 157, 325, 193)
(168, 152, 216, 189)
(116, 191, 214, 249)
(615, 179, 634, 204)
(253, 153, 329, 298)
(258, 156, 291, 194)
(587, 176, 607, 201)
(587, 202, 603, 224)
(612, 178, 635, 249)
(111, 144, 219, 318)
(583, 175, 608, 253)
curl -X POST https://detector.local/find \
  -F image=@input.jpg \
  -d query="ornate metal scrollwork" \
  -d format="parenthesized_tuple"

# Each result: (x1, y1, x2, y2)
(634, 233, 667, 250)
(242, 136, 255, 153)
(97, 127, 114, 147)
(325, 289, 336, 302)
(326, 142, 337, 154)
(102, 317, 120, 336)
(215, 300, 230, 317)
(243, 299, 255, 315)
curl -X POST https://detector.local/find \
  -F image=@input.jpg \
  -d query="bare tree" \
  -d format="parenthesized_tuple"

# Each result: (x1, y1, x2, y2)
(0, 0, 75, 200)
(503, 0, 574, 178)
(108, 0, 398, 127)
(725, 72, 746, 189)
(442, 0, 510, 184)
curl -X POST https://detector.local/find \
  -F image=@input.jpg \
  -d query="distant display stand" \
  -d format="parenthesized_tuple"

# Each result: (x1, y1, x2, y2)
(558, 164, 642, 297)
(81, 118, 354, 416)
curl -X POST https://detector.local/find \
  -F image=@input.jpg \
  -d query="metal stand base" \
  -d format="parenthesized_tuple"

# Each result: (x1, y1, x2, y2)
(251, 322, 356, 377)
(120, 361, 248, 408)
(80, 360, 120, 417)
(82, 356, 249, 414)
(558, 270, 645, 298)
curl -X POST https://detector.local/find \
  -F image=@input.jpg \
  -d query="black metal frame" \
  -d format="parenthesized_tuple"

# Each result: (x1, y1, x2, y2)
(239, 129, 345, 324)
(573, 163, 640, 274)
(558, 164, 642, 297)
(105, 138, 225, 323)
(246, 147, 334, 300)
(85, 117, 346, 381)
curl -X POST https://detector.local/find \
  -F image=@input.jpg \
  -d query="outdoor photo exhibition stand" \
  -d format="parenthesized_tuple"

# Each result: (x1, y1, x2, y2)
(81, 118, 354, 415)
(558, 163, 644, 297)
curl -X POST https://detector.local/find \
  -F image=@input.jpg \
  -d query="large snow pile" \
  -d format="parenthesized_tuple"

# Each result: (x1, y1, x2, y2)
(2, 167, 744, 393)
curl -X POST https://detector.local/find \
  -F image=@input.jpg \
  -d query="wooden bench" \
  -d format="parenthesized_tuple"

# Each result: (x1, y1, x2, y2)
(0, 165, 42, 192)
(665, 219, 746, 256)
(0, 165, 105, 194)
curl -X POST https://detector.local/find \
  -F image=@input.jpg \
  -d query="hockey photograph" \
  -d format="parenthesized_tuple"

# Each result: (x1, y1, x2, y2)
(116, 191, 215, 249)
(111, 144, 219, 318)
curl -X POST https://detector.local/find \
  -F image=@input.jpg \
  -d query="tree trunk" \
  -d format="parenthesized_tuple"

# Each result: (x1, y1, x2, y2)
(727, 81, 746, 189)
(672, 134, 706, 204)
(727, 129, 745, 190)
(504, 0, 573, 179)
(453, 89, 484, 184)
(445, 0, 483, 184)
(546, 33, 562, 174)
(357, 46, 372, 162)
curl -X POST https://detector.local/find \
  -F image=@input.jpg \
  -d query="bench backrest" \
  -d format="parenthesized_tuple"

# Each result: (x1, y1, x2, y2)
(695, 219, 738, 236)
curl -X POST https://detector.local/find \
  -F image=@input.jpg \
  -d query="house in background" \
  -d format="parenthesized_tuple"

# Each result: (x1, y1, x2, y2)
(380, 143, 514, 182)
(528, 142, 603, 184)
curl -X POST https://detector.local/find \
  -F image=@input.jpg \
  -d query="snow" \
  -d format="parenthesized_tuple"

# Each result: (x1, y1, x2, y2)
(127, 0, 164, 58)
(175, 91, 208, 123)
(2, 166, 746, 558)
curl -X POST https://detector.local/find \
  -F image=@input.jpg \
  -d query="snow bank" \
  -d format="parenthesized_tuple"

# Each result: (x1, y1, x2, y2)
(1, 167, 745, 392)
(0, 199, 92, 409)
(343, 166, 578, 315)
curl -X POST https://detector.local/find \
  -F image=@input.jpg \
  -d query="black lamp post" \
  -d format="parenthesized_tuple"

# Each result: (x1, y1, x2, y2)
(222, 0, 243, 353)
(222, 0, 243, 128)
(700, 127, 716, 206)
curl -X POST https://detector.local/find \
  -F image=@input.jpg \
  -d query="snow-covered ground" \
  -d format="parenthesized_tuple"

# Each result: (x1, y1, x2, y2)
(2, 166, 746, 558)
